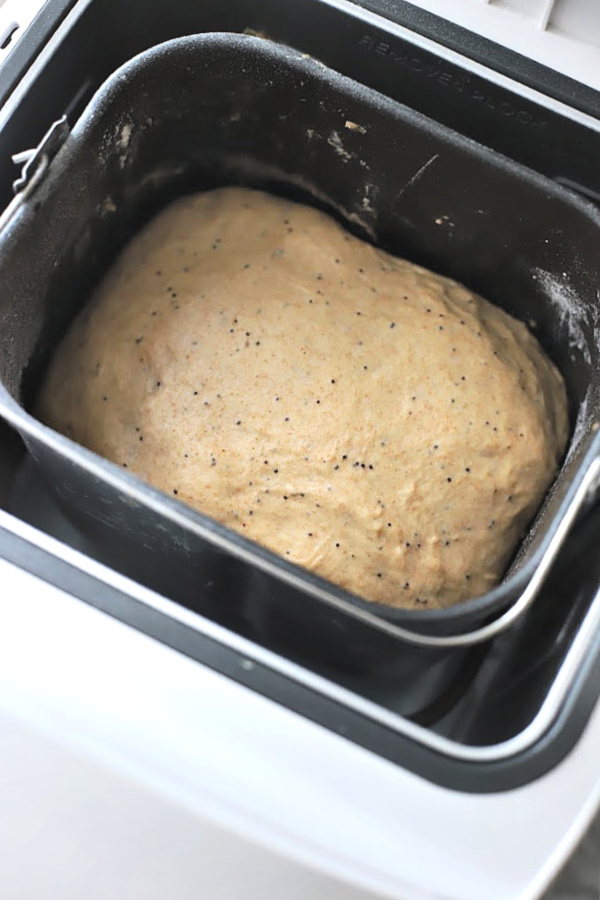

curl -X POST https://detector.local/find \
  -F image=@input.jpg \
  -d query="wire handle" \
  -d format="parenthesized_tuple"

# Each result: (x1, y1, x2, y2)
(381, 455, 600, 648)
(0, 116, 69, 237)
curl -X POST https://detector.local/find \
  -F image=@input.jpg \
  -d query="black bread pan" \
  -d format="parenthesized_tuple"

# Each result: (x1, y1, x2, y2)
(1, 34, 600, 715)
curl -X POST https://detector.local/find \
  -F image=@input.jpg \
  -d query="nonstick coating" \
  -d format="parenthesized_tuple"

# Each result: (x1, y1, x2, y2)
(1, 34, 600, 711)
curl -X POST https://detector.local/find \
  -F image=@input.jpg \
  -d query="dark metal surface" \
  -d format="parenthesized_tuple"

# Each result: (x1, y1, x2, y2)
(0, 3, 599, 792)
(0, 34, 600, 719)
(2, 0, 600, 215)
(352, 0, 600, 121)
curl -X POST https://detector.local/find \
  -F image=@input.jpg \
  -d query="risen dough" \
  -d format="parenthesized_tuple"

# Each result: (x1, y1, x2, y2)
(38, 187, 569, 609)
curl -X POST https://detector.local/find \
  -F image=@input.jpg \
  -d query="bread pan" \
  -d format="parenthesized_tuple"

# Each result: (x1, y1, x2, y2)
(1, 34, 600, 715)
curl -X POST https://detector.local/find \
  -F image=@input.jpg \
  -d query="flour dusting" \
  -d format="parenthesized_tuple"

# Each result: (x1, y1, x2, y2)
(118, 123, 133, 151)
(533, 268, 594, 365)
(533, 268, 598, 462)
(327, 130, 353, 162)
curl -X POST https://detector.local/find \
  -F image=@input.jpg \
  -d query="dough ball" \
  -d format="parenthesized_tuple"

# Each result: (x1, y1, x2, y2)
(38, 187, 569, 609)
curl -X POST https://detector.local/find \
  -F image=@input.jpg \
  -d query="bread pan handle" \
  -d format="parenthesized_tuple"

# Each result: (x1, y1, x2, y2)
(387, 455, 600, 648)
(0, 115, 69, 234)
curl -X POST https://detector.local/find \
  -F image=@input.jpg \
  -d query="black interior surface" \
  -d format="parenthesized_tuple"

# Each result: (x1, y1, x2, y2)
(2, 0, 600, 213)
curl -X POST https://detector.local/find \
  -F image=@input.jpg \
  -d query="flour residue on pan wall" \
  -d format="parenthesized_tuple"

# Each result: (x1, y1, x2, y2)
(533, 267, 599, 461)
(533, 268, 596, 365)
(119, 122, 133, 149)
(327, 129, 354, 163)
(328, 128, 370, 170)
(507, 271, 598, 574)
(117, 121, 134, 169)
(305, 126, 376, 222)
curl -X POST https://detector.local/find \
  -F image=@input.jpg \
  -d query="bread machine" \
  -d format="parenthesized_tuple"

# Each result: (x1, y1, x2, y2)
(0, 1, 599, 898)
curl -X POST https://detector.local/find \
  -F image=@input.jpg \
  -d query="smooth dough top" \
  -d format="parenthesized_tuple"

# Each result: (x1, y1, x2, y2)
(38, 187, 569, 609)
